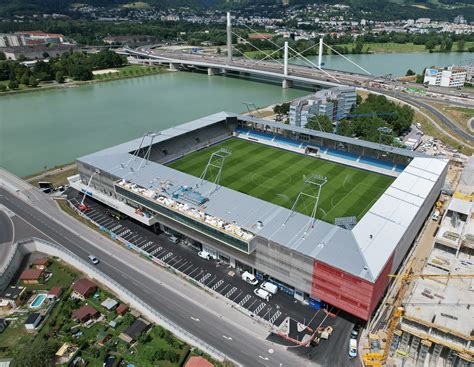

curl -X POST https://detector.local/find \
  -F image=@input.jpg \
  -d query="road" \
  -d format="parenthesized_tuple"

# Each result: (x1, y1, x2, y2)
(0, 171, 354, 367)
(0, 208, 14, 265)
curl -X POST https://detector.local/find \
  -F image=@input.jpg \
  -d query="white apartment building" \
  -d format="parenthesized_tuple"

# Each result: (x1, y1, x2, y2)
(424, 66, 467, 88)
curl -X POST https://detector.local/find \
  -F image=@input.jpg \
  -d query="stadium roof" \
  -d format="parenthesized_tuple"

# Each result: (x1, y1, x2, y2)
(78, 112, 447, 282)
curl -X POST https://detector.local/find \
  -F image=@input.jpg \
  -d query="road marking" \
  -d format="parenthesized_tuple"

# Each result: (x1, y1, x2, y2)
(254, 302, 266, 315)
(239, 294, 251, 307)
(161, 252, 173, 261)
(258, 356, 269, 361)
(190, 317, 200, 322)
(225, 286, 237, 298)
(270, 310, 282, 324)
(223, 335, 233, 341)
(211, 280, 224, 291)
(230, 290, 243, 301)
(199, 273, 211, 283)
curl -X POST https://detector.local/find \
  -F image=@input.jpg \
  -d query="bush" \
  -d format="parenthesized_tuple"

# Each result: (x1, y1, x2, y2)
(0, 84, 6, 92)
(8, 80, 18, 89)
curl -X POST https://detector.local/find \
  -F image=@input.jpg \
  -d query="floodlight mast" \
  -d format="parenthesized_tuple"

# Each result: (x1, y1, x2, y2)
(200, 148, 232, 190)
(285, 174, 328, 234)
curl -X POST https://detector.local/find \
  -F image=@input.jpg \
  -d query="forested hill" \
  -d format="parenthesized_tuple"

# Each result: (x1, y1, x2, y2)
(0, 0, 472, 21)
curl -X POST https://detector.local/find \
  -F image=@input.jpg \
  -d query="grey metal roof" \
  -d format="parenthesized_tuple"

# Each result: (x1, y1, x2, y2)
(78, 112, 446, 282)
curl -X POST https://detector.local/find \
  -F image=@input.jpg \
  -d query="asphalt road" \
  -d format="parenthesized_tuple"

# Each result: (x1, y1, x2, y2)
(0, 208, 14, 265)
(0, 186, 340, 367)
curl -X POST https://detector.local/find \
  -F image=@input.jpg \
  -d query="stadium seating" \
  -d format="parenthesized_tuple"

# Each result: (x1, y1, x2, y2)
(235, 126, 407, 174)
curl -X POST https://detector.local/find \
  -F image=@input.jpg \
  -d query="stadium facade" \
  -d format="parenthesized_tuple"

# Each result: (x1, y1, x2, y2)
(69, 112, 448, 320)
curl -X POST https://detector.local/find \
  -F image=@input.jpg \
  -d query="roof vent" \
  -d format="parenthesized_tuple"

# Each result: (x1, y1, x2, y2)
(257, 221, 264, 229)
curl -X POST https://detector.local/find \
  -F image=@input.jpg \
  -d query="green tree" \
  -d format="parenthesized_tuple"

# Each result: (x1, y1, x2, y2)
(457, 39, 465, 52)
(8, 80, 18, 89)
(0, 51, 5, 60)
(20, 71, 30, 85)
(405, 69, 416, 76)
(55, 70, 64, 83)
(425, 39, 436, 51)
(0, 83, 6, 92)
(445, 37, 453, 52)
(336, 120, 353, 136)
(306, 115, 334, 133)
(29, 76, 39, 87)
(13, 338, 59, 367)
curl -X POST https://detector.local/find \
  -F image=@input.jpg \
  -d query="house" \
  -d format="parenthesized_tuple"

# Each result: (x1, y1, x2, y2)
(72, 305, 99, 324)
(100, 298, 118, 311)
(24, 313, 42, 330)
(72, 278, 97, 300)
(185, 356, 214, 367)
(116, 303, 129, 316)
(19, 268, 44, 284)
(31, 258, 49, 270)
(119, 318, 150, 344)
(0, 286, 26, 309)
(55, 343, 79, 365)
(47, 287, 62, 299)
(0, 319, 6, 333)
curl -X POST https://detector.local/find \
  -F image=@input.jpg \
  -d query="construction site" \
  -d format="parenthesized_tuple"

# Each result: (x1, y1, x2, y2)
(363, 156, 474, 367)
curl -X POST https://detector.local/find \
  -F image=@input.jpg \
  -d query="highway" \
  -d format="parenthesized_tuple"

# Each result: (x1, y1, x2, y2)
(0, 173, 335, 367)
(0, 208, 14, 264)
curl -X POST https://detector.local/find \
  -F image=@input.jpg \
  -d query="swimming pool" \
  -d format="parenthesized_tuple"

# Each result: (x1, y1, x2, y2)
(30, 293, 47, 308)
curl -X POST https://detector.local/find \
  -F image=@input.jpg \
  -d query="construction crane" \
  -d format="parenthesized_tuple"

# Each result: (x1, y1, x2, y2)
(363, 261, 474, 367)
(78, 170, 100, 212)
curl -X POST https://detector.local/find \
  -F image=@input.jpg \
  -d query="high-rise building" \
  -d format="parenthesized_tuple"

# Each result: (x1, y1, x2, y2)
(424, 66, 467, 88)
(289, 87, 357, 128)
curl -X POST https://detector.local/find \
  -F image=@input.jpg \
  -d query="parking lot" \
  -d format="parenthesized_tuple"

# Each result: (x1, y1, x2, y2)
(67, 190, 358, 365)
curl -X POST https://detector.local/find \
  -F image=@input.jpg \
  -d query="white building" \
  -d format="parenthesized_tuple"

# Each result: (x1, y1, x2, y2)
(424, 66, 467, 88)
(289, 87, 357, 128)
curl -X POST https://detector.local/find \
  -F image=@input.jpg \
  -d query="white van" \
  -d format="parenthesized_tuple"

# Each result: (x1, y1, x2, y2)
(260, 281, 278, 295)
(241, 271, 258, 286)
(348, 338, 357, 358)
(254, 288, 271, 301)
(432, 209, 440, 221)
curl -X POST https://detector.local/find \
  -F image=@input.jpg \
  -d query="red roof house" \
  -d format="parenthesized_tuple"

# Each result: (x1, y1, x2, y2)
(32, 258, 49, 270)
(185, 356, 214, 367)
(20, 269, 44, 284)
(116, 303, 129, 316)
(72, 279, 97, 300)
(48, 287, 62, 299)
(72, 305, 98, 323)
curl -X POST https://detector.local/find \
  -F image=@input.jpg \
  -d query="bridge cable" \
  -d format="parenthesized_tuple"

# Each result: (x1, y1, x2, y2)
(287, 45, 341, 83)
(231, 31, 283, 65)
(323, 42, 372, 75)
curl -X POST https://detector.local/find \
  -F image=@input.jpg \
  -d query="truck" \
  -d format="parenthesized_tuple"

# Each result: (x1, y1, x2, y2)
(241, 271, 258, 286)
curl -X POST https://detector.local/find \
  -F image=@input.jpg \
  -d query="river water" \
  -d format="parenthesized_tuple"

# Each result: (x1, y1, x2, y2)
(292, 52, 472, 76)
(1, 51, 471, 177)
(0, 72, 306, 177)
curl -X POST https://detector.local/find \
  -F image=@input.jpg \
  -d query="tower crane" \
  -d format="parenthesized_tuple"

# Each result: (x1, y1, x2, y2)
(363, 261, 474, 367)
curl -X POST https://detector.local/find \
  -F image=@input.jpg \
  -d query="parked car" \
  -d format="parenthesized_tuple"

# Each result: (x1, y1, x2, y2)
(168, 235, 179, 244)
(254, 288, 271, 301)
(260, 281, 278, 295)
(351, 325, 360, 338)
(348, 338, 357, 358)
(88, 255, 99, 265)
(241, 271, 258, 286)
(432, 209, 440, 221)
(198, 250, 211, 260)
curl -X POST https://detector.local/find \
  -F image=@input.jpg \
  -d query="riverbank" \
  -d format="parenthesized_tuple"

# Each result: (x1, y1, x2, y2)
(0, 64, 167, 97)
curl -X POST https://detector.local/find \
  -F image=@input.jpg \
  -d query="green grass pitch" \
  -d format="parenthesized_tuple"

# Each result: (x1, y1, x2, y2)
(168, 138, 395, 224)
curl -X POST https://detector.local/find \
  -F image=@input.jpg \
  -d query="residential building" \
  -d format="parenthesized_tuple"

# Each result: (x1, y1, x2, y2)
(31, 257, 49, 270)
(24, 313, 42, 330)
(72, 278, 97, 300)
(185, 356, 214, 367)
(0, 286, 26, 309)
(424, 66, 467, 88)
(116, 303, 129, 316)
(72, 305, 99, 323)
(47, 287, 62, 299)
(119, 318, 150, 344)
(19, 269, 44, 284)
(289, 87, 356, 127)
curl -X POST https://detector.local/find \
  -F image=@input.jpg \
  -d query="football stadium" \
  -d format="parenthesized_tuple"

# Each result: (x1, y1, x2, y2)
(69, 112, 448, 320)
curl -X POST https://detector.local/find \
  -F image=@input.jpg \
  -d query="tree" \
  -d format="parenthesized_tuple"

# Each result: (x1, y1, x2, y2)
(29, 76, 39, 87)
(55, 70, 64, 83)
(13, 338, 59, 367)
(8, 80, 18, 89)
(306, 115, 334, 133)
(457, 39, 465, 52)
(0, 51, 5, 61)
(336, 120, 353, 136)
(425, 39, 436, 51)
(445, 37, 453, 52)
(405, 69, 416, 76)
(42, 52, 50, 58)
(20, 71, 30, 85)
(0, 84, 6, 92)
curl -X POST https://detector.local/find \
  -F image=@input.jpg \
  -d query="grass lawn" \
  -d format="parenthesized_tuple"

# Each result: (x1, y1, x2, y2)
(25, 259, 78, 291)
(168, 138, 394, 224)
(93, 65, 165, 81)
(336, 42, 474, 54)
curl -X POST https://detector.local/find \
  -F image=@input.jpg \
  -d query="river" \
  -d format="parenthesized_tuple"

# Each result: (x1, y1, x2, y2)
(292, 52, 472, 76)
(1, 51, 471, 177)
(0, 72, 306, 177)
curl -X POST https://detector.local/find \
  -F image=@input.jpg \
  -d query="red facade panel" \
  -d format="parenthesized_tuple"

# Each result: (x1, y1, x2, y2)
(311, 255, 394, 320)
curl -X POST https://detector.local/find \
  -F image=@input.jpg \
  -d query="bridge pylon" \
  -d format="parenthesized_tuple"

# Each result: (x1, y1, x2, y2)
(226, 12, 232, 63)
